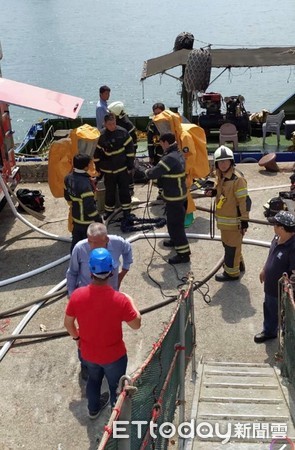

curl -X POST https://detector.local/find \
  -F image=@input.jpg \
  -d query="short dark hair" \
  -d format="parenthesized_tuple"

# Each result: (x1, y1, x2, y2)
(99, 85, 111, 94)
(159, 132, 176, 145)
(152, 102, 165, 112)
(73, 154, 91, 170)
(104, 113, 116, 122)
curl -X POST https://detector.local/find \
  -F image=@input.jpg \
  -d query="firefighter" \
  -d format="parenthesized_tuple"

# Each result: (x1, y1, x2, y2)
(145, 132, 191, 264)
(147, 103, 166, 199)
(205, 145, 251, 281)
(64, 154, 102, 253)
(108, 101, 138, 196)
(94, 113, 135, 220)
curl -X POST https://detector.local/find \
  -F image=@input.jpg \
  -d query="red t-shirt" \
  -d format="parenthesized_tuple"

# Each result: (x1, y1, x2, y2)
(66, 284, 138, 364)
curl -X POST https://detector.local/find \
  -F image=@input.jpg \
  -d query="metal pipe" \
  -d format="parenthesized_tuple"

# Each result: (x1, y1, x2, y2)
(126, 232, 271, 248)
(0, 255, 70, 287)
(0, 279, 66, 361)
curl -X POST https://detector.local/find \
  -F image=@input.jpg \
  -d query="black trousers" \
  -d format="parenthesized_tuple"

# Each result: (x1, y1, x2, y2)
(104, 170, 131, 213)
(71, 223, 89, 253)
(166, 200, 190, 255)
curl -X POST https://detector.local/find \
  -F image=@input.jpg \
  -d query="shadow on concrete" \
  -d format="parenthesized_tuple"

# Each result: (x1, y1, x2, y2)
(69, 376, 111, 450)
(209, 280, 257, 324)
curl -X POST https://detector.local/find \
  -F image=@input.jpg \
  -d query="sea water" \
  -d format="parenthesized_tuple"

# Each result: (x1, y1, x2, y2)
(1, 0, 295, 142)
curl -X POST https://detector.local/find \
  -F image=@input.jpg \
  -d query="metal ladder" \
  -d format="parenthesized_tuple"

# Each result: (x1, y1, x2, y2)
(185, 361, 295, 449)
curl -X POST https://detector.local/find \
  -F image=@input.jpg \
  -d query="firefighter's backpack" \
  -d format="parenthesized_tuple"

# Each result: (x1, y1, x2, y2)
(16, 189, 45, 212)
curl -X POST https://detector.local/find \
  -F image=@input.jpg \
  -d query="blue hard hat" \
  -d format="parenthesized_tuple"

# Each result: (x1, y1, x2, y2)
(89, 248, 114, 275)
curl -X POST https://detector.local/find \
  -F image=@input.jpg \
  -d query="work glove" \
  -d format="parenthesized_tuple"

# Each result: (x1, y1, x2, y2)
(240, 220, 249, 230)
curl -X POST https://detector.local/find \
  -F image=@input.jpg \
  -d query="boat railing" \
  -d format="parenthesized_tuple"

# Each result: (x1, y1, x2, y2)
(29, 124, 54, 154)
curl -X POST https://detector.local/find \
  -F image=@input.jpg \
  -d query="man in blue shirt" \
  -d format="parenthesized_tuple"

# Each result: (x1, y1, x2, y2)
(96, 85, 111, 131)
(66, 222, 133, 381)
(67, 222, 133, 295)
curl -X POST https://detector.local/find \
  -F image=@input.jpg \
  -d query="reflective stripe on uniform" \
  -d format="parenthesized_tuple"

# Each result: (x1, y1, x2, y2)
(215, 215, 240, 226)
(80, 191, 94, 199)
(162, 172, 186, 179)
(100, 166, 127, 174)
(102, 146, 126, 157)
(224, 263, 240, 276)
(159, 160, 171, 171)
(72, 218, 93, 225)
(163, 193, 187, 201)
(174, 243, 190, 254)
(124, 135, 132, 146)
(121, 202, 131, 210)
(235, 187, 248, 198)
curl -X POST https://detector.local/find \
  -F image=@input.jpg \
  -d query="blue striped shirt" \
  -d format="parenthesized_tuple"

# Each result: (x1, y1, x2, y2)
(66, 235, 133, 295)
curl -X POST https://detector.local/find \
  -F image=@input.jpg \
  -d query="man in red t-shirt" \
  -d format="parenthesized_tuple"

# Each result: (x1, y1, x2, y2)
(64, 248, 141, 419)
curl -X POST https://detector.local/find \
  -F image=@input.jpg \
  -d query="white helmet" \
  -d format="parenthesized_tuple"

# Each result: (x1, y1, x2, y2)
(108, 101, 125, 117)
(214, 145, 234, 165)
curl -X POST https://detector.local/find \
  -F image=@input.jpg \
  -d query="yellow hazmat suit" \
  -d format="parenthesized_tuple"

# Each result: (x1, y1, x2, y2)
(153, 111, 210, 221)
(48, 124, 100, 231)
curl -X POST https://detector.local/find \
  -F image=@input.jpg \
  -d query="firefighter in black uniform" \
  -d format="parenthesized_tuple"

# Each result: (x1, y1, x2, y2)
(64, 154, 102, 252)
(94, 113, 135, 220)
(108, 101, 138, 196)
(145, 132, 191, 264)
(147, 103, 165, 199)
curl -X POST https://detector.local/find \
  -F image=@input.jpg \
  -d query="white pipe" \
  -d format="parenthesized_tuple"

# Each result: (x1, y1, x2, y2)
(0, 255, 70, 287)
(0, 279, 67, 361)
(126, 232, 271, 248)
(0, 175, 71, 242)
(248, 184, 289, 192)
(0, 233, 271, 361)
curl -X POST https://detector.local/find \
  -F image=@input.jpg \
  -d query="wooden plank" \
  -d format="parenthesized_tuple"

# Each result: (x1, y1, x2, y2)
(0, 78, 83, 119)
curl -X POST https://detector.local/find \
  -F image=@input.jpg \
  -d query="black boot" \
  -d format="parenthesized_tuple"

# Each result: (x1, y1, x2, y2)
(168, 253, 190, 264)
(123, 209, 131, 218)
(239, 261, 245, 272)
(215, 271, 239, 282)
(163, 240, 174, 247)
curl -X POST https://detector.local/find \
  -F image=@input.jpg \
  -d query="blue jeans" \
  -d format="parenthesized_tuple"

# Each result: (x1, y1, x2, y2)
(83, 354, 127, 412)
(263, 293, 278, 336)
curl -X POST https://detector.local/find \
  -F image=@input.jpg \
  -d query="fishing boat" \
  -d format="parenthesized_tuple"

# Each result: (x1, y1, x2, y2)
(3, 37, 295, 167)
(13, 95, 295, 165)
(12, 36, 295, 164)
